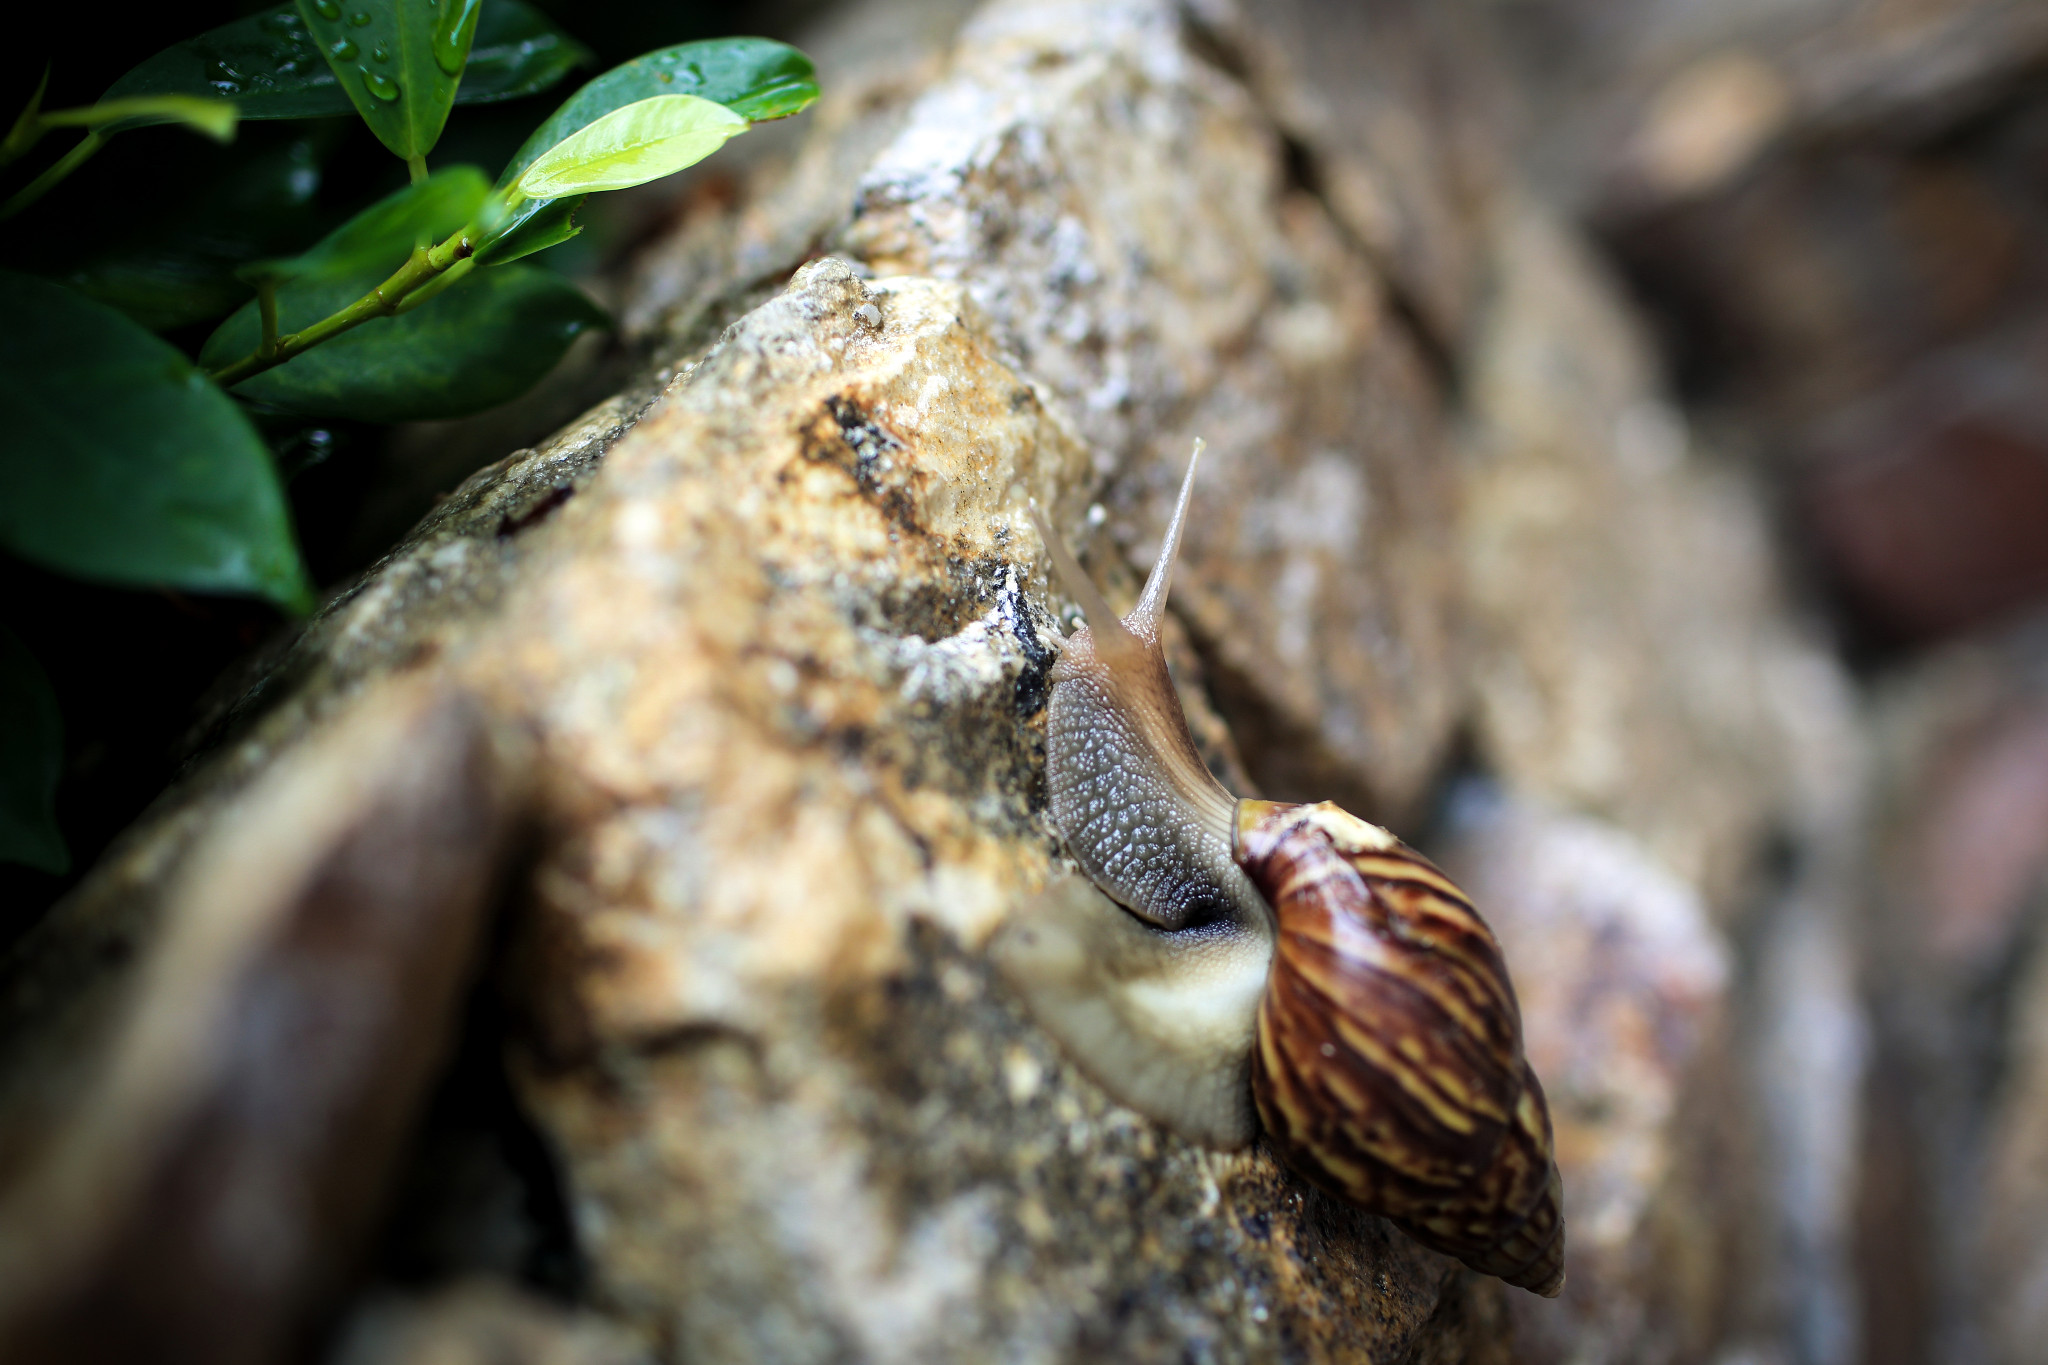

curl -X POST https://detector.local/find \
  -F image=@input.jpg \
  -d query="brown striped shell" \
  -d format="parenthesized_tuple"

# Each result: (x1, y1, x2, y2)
(1237, 800, 1565, 1296)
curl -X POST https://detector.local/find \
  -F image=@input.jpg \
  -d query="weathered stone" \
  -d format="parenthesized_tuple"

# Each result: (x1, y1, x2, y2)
(0, 1, 1871, 1361)
(484, 255, 1503, 1363)
(1437, 787, 1735, 1365)
(1457, 198, 1830, 907)
(331, 1282, 650, 1365)
(1504, 0, 2048, 645)
(1207, 0, 1510, 350)
(1853, 622, 2048, 1363)
(0, 678, 521, 1365)
(836, 0, 1465, 820)
(1977, 882, 2048, 1365)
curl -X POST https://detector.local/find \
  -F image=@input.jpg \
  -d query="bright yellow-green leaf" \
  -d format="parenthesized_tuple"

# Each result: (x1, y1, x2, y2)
(513, 94, 746, 198)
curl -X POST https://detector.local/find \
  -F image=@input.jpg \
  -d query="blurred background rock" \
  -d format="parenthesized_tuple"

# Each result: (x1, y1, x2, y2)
(3, 0, 2048, 1362)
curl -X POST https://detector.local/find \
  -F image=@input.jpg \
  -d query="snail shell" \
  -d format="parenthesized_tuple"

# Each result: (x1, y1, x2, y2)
(998, 443, 1565, 1296)
(1238, 799, 1564, 1293)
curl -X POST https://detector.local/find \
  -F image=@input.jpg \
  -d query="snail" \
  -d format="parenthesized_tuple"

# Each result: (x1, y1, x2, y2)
(993, 443, 1565, 1296)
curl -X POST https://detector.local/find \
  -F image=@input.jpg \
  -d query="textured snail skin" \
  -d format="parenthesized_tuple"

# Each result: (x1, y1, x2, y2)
(1238, 800, 1566, 1296)
(1043, 631, 1267, 934)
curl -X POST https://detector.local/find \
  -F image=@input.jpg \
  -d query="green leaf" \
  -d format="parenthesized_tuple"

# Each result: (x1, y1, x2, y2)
(459, 1, 595, 104)
(499, 38, 818, 188)
(293, 0, 473, 164)
(0, 627, 68, 875)
(64, 137, 328, 331)
(0, 273, 312, 611)
(244, 165, 486, 286)
(103, 2, 588, 124)
(472, 38, 815, 264)
(472, 190, 585, 266)
(514, 94, 746, 197)
(202, 264, 607, 423)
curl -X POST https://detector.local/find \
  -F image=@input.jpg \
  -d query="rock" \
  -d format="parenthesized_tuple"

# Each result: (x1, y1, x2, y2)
(1437, 787, 1736, 1365)
(1853, 620, 2048, 1362)
(486, 255, 1502, 1363)
(330, 1282, 651, 1365)
(1502, 0, 2048, 645)
(1977, 881, 2048, 1365)
(0, 678, 521, 1365)
(0, 0, 1871, 1360)
(1457, 198, 1831, 907)
(835, 0, 1467, 821)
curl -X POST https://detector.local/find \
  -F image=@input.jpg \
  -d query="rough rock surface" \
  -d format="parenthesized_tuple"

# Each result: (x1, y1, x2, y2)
(0, 0, 1860, 1361)
(1438, 787, 1734, 1365)
(836, 0, 1467, 821)
(1854, 623, 2048, 1365)
(492, 258, 1496, 1364)
(1456, 198, 1830, 907)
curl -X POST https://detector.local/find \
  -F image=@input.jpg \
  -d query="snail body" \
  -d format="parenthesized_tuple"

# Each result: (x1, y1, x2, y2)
(998, 445, 1565, 1296)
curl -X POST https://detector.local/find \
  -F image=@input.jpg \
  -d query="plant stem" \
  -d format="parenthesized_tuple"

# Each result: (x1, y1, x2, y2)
(406, 153, 428, 185)
(257, 280, 280, 358)
(207, 228, 476, 389)
(0, 131, 105, 222)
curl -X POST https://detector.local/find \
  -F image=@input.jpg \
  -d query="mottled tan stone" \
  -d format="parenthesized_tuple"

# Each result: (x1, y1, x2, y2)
(1458, 199, 1836, 908)
(332, 1282, 650, 1365)
(836, 0, 1466, 820)
(484, 256, 1490, 1363)
(0, 3, 1870, 1362)
(1439, 789, 1736, 1365)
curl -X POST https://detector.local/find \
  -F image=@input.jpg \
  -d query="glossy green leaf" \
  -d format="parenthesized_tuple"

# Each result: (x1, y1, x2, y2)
(64, 138, 327, 331)
(458, 2, 595, 103)
(514, 95, 746, 197)
(472, 190, 585, 265)
(243, 165, 485, 287)
(202, 264, 607, 422)
(0, 626, 67, 875)
(0, 273, 312, 610)
(293, 0, 470, 163)
(103, 2, 588, 124)
(473, 39, 814, 265)
(498, 38, 818, 188)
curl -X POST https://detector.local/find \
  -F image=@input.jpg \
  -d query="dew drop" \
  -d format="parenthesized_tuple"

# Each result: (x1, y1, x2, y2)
(430, 0, 482, 75)
(329, 38, 357, 60)
(311, 0, 341, 17)
(371, 43, 390, 63)
(359, 67, 400, 101)
(348, 10, 373, 27)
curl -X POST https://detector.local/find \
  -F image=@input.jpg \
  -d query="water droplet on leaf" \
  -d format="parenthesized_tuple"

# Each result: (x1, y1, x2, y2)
(371, 43, 390, 63)
(329, 38, 357, 59)
(359, 67, 400, 101)
(311, 0, 341, 18)
(348, 10, 373, 27)
(430, 0, 482, 75)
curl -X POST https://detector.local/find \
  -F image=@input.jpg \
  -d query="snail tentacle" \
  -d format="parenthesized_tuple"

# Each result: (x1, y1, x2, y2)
(1028, 444, 1261, 934)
